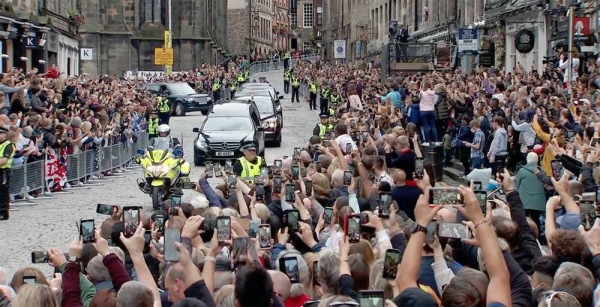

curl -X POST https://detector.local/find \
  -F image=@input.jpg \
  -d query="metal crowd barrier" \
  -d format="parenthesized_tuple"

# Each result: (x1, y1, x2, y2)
(219, 87, 232, 102)
(248, 54, 320, 75)
(9, 132, 150, 203)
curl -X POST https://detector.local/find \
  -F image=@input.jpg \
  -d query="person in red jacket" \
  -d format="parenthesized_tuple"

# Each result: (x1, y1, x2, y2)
(45, 64, 59, 79)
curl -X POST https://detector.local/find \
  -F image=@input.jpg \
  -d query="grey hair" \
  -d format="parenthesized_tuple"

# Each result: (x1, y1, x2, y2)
(215, 285, 235, 307)
(276, 249, 308, 298)
(553, 262, 595, 306)
(318, 295, 355, 307)
(0, 267, 7, 285)
(492, 208, 511, 219)
(116, 281, 153, 307)
(330, 169, 344, 188)
(221, 208, 240, 219)
(318, 248, 340, 295)
(86, 255, 111, 283)
(526, 152, 539, 164)
(109, 246, 126, 263)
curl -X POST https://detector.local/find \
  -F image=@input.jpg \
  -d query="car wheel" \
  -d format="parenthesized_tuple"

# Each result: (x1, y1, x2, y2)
(201, 110, 208, 115)
(175, 102, 186, 116)
(194, 155, 204, 167)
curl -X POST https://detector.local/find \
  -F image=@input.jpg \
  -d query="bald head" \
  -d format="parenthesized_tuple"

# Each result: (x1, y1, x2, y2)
(268, 270, 291, 303)
(393, 169, 406, 185)
(300, 150, 312, 167)
(568, 180, 583, 196)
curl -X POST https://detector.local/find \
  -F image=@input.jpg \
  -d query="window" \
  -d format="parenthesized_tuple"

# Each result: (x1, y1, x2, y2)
(303, 41, 311, 51)
(303, 3, 313, 28)
(143, 0, 162, 23)
(291, 12, 297, 27)
(316, 6, 323, 26)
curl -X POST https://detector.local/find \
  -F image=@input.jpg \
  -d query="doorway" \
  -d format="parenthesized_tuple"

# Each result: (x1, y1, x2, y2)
(291, 38, 298, 50)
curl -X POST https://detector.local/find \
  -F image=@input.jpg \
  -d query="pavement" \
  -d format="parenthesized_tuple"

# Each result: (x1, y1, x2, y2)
(0, 69, 319, 279)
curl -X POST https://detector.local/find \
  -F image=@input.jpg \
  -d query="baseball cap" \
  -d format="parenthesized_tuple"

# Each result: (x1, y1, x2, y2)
(392, 287, 438, 307)
(556, 212, 581, 231)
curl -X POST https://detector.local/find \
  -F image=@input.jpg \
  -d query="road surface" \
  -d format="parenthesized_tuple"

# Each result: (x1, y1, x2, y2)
(0, 69, 318, 278)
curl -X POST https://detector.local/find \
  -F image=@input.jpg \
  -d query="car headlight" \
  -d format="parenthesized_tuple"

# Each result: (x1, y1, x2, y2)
(263, 121, 277, 129)
(186, 97, 195, 102)
(196, 139, 208, 148)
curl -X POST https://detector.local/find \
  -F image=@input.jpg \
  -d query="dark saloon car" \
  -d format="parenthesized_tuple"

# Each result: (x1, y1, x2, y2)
(234, 96, 282, 147)
(145, 82, 212, 116)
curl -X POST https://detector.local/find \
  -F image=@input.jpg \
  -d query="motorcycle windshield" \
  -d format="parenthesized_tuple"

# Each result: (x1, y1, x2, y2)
(147, 149, 170, 164)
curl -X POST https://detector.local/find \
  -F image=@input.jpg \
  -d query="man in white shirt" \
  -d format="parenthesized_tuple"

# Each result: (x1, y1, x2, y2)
(334, 124, 358, 154)
(511, 110, 536, 154)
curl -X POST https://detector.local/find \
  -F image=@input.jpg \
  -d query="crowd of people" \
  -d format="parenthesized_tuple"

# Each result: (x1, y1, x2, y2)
(2, 45, 600, 307)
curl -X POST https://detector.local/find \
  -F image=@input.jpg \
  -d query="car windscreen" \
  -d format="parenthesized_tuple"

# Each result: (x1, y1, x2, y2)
(253, 99, 275, 115)
(167, 83, 196, 95)
(236, 89, 273, 98)
(203, 117, 253, 132)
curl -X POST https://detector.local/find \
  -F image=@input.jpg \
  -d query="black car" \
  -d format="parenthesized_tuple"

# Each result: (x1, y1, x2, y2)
(235, 87, 284, 126)
(192, 101, 266, 166)
(145, 82, 212, 116)
(234, 96, 282, 147)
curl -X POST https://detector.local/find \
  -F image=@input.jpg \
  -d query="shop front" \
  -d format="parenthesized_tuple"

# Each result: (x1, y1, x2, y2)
(504, 11, 546, 73)
(58, 34, 79, 76)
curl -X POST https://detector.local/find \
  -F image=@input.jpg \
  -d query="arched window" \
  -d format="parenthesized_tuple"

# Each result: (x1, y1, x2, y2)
(143, 0, 162, 23)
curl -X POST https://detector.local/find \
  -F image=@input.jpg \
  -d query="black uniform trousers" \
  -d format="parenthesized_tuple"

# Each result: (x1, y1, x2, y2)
(0, 169, 10, 220)
(284, 58, 290, 70)
(291, 86, 300, 103)
(309, 93, 317, 110)
(213, 90, 221, 102)
(230, 90, 236, 99)
(283, 80, 290, 94)
(158, 112, 170, 125)
(319, 98, 328, 114)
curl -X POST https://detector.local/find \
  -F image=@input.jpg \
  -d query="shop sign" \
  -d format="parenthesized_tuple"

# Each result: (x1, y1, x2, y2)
(515, 29, 535, 53)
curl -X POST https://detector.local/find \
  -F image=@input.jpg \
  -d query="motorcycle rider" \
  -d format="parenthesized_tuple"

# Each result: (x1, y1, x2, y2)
(233, 142, 265, 184)
(149, 124, 182, 157)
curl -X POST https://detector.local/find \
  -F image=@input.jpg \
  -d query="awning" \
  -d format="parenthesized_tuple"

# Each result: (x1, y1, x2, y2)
(418, 29, 449, 43)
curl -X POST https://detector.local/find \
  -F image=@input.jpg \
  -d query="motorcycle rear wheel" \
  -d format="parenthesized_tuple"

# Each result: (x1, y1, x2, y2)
(151, 187, 163, 210)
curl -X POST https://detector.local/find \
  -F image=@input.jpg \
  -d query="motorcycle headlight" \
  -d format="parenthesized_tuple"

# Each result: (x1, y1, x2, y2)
(196, 139, 207, 148)
(146, 165, 162, 177)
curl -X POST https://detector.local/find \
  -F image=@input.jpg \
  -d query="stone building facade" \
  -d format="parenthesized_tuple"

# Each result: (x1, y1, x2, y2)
(227, 0, 277, 56)
(79, 0, 228, 75)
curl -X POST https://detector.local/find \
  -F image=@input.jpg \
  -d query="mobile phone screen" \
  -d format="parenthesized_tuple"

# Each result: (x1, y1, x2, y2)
(217, 217, 231, 242)
(359, 291, 384, 307)
(581, 200, 596, 231)
(347, 216, 361, 243)
(258, 224, 272, 248)
(23, 276, 36, 285)
(304, 181, 313, 197)
(300, 167, 307, 177)
(415, 158, 424, 178)
(287, 210, 299, 232)
(205, 162, 214, 177)
(233, 237, 249, 265)
(96, 204, 113, 215)
(426, 221, 437, 243)
(324, 207, 334, 224)
(122, 208, 140, 237)
(429, 188, 463, 205)
(312, 261, 319, 285)
(438, 222, 471, 239)
(293, 148, 301, 159)
(229, 175, 237, 189)
(31, 251, 48, 264)
(80, 219, 95, 244)
(214, 164, 222, 177)
(280, 257, 300, 283)
(274, 160, 282, 174)
(255, 183, 265, 201)
(224, 160, 232, 173)
(345, 143, 353, 154)
(382, 249, 400, 279)
(343, 171, 352, 185)
(475, 191, 487, 215)
(285, 184, 295, 202)
(291, 165, 299, 179)
(273, 176, 282, 193)
(378, 194, 392, 218)
(170, 195, 182, 207)
(248, 220, 260, 238)
(551, 160, 563, 180)
(164, 229, 181, 262)
(201, 218, 217, 232)
(155, 215, 165, 233)
(473, 181, 483, 191)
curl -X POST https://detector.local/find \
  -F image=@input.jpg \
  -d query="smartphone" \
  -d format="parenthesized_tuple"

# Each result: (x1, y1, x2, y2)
(228, 174, 237, 189)
(155, 215, 165, 233)
(362, 131, 369, 140)
(415, 158, 424, 179)
(322, 140, 332, 147)
(438, 222, 472, 239)
(580, 200, 596, 231)
(143, 229, 152, 253)
(170, 195, 182, 215)
(497, 161, 506, 178)
(284, 209, 300, 232)
(233, 237, 249, 265)
(279, 256, 300, 283)
(79, 218, 95, 244)
(345, 214, 362, 243)
(300, 167, 307, 178)
(475, 191, 487, 215)
(224, 160, 233, 173)
(359, 290, 384, 307)
(163, 228, 181, 262)
(182, 181, 194, 189)
(291, 164, 300, 180)
(551, 159, 563, 180)
(205, 162, 214, 177)
(96, 203, 113, 215)
(285, 183, 295, 202)
(382, 249, 400, 279)
(22, 275, 36, 285)
(378, 194, 392, 218)
(217, 216, 231, 243)
(248, 219, 260, 238)
(323, 207, 334, 225)
(122, 206, 140, 237)
(429, 187, 463, 206)
(312, 261, 319, 285)
(345, 143, 353, 154)
(258, 224, 272, 249)
(201, 218, 217, 232)
(304, 180, 312, 197)
(31, 251, 49, 263)
(214, 163, 222, 177)
(426, 220, 437, 244)
(473, 181, 483, 191)
(274, 159, 282, 175)
(273, 176, 282, 193)
(343, 170, 352, 186)
(567, 130, 575, 142)
(596, 186, 600, 205)
(293, 147, 301, 159)
(315, 161, 322, 172)
(255, 183, 265, 201)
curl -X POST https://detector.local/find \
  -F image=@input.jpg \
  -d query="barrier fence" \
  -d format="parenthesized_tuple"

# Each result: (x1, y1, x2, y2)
(248, 54, 320, 75)
(9, 132, 150, 204)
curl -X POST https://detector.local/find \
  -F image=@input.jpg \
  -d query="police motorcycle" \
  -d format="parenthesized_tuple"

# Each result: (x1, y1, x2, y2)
(136, 125, 192, 210)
